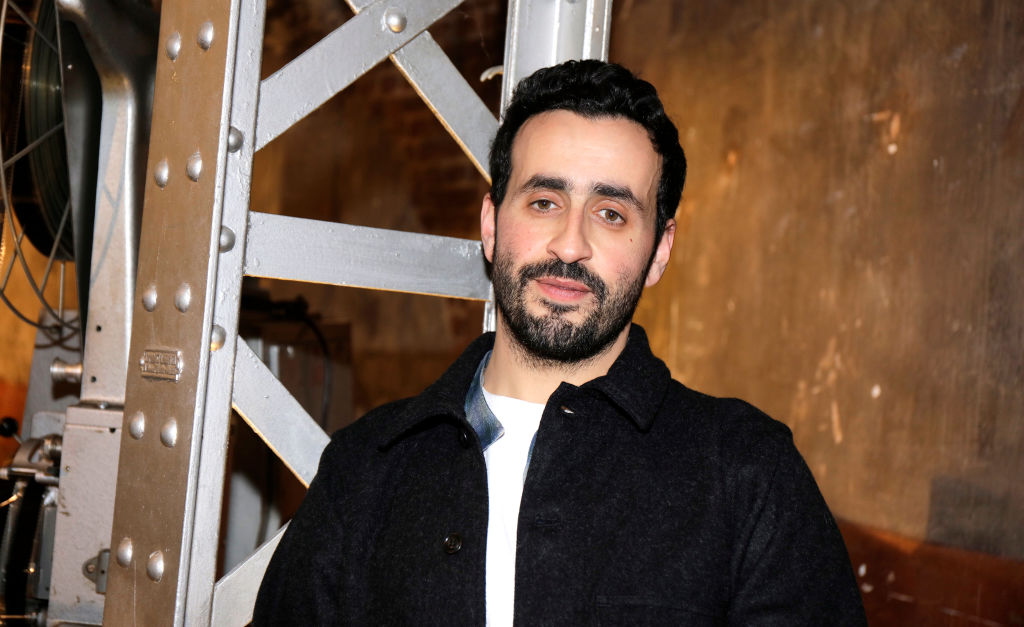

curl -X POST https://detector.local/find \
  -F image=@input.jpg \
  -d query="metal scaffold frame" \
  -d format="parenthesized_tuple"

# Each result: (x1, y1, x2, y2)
(103, 0, 611, 624)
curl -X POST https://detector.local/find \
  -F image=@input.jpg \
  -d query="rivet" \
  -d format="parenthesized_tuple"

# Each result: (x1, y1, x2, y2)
(146, 551, 164, 582)
(128, 411, 145, 440)
(210, 325, 226, 352)
(197, 21, 214, 50)
(141, 285, 158, 312)
(219, 227, 235, 252)
(383, 8, 406, 33)
(174, 283, 192, 313)
(116, 537, 133, 567)
(160, 418, 178, 448)
(186, 151, 202, 181)
(227, 126, 243, 153)
(154, 159, 169, 188)
(166, 32, 181, 60)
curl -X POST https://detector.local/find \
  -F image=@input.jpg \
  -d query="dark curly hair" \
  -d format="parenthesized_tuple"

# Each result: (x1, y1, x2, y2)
(489, 59, 686, 241)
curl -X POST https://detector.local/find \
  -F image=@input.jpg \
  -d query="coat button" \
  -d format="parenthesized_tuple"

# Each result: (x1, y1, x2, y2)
(458, 428, 471, 448)
(442, 533, 463, 554)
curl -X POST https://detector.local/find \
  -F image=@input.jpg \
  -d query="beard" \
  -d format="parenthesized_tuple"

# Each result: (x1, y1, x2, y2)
(491, 249, 648, 366)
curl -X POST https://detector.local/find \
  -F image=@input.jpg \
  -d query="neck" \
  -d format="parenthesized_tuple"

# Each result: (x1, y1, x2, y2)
(482, 318, 631, 404)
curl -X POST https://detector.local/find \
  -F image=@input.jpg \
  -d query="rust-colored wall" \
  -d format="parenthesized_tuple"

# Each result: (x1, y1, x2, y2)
(616, 0, 1024, 560)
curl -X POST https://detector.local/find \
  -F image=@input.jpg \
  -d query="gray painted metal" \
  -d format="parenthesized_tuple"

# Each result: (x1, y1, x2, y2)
(20, 313, 79, 426)
(210, 526, 287, 627)
(245, 211, 491, 301)
(232, 341, 329, 486)
(182, 0, 268, 620)
(57, 0, 158, 406)
(255, 0, 463, 151)
(341, 0, 497, 178)
(501, 0, 613, 112)
(391, 34, 497, 180)
(47, 408, 122, 625)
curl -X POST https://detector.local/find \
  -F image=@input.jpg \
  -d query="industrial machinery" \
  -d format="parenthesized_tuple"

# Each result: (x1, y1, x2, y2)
(0, 0, 611, 623)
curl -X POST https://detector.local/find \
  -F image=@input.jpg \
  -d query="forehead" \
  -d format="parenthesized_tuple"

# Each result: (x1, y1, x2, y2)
(508, 110, 661, 202)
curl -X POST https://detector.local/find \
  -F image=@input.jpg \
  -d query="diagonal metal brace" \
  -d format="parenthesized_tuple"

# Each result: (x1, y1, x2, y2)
(232, 341, 329, 487)
(255, 0, 464, 150)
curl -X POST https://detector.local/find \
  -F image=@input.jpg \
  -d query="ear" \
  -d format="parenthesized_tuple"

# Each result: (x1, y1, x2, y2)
(644, 219, 676, 287)
(481, 193, 497, 263)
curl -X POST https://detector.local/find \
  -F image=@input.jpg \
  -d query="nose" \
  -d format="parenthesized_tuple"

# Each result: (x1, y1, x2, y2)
(546, 208, 592, 264)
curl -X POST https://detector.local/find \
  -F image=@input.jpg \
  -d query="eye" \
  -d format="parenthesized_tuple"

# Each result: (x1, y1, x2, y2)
(598, 208, 624, 224)
(530, 198, 556, 212)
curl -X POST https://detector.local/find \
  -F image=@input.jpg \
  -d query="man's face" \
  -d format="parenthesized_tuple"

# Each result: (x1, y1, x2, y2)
(481, 110, 675, 364)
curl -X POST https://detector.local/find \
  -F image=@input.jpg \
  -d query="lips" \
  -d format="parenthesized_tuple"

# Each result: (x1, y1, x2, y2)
(534, 277, 592, 302)
(515, 259, 607, 305)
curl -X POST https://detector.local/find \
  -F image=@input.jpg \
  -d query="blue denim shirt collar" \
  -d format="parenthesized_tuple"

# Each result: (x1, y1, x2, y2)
(464, 351, 504, 451)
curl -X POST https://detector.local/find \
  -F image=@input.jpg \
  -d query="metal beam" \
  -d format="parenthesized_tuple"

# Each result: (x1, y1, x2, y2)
(245, 211, 491, 301)
(104, 0, 242, 621)
(182, 0, 269, 621)
(255, 0, 463, 151)
(501, 0, 613, 112)
(210, 526, 287, 627)
(232, 341, 329, 487)
(391, 34, 497, 180)
(341, 0, 497, 179)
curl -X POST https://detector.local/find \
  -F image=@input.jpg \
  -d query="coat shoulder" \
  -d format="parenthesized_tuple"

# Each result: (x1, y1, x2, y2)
(660, 380, 794, 453)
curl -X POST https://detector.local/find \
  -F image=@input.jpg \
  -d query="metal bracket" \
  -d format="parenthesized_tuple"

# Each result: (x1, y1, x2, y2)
(82, 548, 110, 594)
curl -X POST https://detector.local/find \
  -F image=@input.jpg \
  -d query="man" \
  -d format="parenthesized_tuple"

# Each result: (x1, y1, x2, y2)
(254, 60, 866, 625)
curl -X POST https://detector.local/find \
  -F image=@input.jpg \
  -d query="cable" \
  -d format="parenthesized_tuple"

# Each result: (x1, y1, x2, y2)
(300, 312, 332, 429)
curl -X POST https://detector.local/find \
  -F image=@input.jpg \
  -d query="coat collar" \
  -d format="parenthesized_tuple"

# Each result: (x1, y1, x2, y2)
(379, 324, 671, 448)
(582, 324, 671, 432)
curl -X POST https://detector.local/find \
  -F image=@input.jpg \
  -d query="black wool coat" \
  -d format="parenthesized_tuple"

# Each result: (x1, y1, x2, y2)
(254, 325, 866, 625)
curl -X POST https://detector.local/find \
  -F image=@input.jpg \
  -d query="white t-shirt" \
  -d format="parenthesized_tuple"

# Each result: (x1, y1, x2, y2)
(481, 387, 544, 627)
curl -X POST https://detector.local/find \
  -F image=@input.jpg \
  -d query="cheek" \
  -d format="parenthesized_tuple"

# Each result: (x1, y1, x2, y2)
(495, 217, 546, 257)
(608, 241, 655, 282)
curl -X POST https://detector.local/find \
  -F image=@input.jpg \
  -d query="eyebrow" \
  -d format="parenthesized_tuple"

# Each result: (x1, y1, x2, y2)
(519, 174, 571, 194)
(592, 182, 645, 213)
(515, 174, 647, 213)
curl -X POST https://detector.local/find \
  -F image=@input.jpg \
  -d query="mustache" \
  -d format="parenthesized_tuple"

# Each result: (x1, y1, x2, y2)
(517, 259, 607, 301)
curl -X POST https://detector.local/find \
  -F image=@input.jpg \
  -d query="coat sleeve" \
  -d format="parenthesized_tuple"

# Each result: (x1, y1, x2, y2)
(252, 431, 353, 625)
(727, 427, 867, 626)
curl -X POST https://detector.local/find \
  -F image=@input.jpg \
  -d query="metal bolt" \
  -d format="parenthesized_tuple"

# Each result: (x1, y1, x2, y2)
(227, 126, 243, 153)
(160, 418, 178, 448)
(116, 538, 133, 567)
(50, 358, 83, 383)
(174, 283, 192, 313)
(166, 32, 181, 60)
(141, 285, 158, 312)
(146, 551, 164, 582)
(186, 151, 202, 182)
(129, 412, 145, 440)
(210, 325, 226, 352)
(154, 159, 169, 188)
(219, 227, 235, 252)
(197, 21, 214, 50)
(384, 8, 407, 33)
